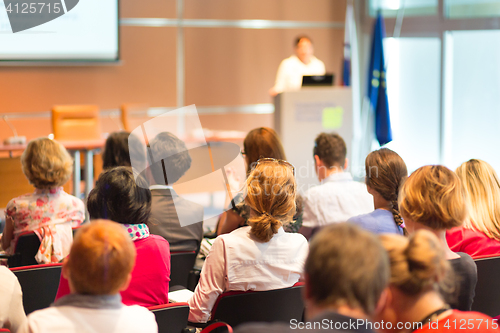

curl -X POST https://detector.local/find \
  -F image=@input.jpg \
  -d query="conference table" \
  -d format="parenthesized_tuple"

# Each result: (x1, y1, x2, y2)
(0, 139, 105, 199)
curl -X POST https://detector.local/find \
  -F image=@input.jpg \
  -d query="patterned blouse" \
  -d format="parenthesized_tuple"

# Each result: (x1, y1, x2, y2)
(4, 187, 85, 263)
(230, 193, 303, 233)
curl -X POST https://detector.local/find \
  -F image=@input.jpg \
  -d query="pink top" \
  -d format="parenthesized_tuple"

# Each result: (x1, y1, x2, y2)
(55, 234, 171, 307)
(446, 226, 500, 259)
(5, 187, 84, 263)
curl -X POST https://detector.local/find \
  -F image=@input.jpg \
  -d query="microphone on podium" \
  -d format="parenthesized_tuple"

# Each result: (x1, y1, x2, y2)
(3, 116, 27, 145)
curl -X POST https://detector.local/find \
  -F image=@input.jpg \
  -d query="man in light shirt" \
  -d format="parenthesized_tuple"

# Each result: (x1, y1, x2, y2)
(299, 133, 373, 240)
(269, 36, 326, 96)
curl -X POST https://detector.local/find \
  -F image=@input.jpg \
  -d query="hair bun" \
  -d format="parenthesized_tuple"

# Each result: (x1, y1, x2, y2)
(403, 230, 449, 291)
(248, 211, 282, 242)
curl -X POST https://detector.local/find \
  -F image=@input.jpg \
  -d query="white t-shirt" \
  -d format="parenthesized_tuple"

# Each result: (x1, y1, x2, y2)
(302, 172, 374, 228)
(0, 266, 26, 333)
(272, 55, 326, 94)
(18, 303, 157, 333)
(188, 226, 309, 323)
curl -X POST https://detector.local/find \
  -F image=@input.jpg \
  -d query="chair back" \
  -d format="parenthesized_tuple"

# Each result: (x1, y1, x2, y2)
(11, 263, 62, 315)
(211, 283, 304, 328)
(148, 302, 189, 333)
(472, 256, 500, 317)
(52, 105, 101, 141)
(120, 104, 148, 132)
(170, 251, 197, 288)
(201, 322, 233, 333)
(8, 231, 41, 268)
(0, 157, 34, 209)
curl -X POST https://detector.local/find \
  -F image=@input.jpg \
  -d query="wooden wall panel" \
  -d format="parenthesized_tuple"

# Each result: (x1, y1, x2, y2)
(0, 26, 176, 114)
(184, 28, 344, 106)
(184, 0, 346, 21)
(198, 114, 273, 132)
(121, 0, 176, 18)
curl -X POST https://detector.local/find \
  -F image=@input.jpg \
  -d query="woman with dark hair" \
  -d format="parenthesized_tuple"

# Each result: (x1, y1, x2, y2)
(102, 131, 146, 172)
(55, 167, 170, 307)
(217, 127, 303, 235)
(348, 148, 407, 235)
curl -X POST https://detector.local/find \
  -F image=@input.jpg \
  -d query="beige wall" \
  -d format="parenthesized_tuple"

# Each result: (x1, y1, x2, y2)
(0, 0, 346, 141)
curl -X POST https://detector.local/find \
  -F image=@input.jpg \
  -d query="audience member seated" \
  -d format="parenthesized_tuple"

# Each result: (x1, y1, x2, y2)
(217, 127, 303, 235)
(299, 133, 373, 239)
(55, 167, 170, 307)
(0, 266, 26, 333)
(1, 137, 84, 264)
(188, 159, 309, 323)
(102, 131, 146, 173)
(147, 132, 203, 253)
(348, 148, 407, 235)
(447, 159, 500, 258)
(235, 223, 390, 333)
(377, 230, 497, 333)
(399, 165, 477, 311)
(19, 220, 157, 333)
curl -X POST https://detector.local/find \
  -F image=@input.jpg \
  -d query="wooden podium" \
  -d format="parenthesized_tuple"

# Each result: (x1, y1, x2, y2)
(274, 87, 353, 192)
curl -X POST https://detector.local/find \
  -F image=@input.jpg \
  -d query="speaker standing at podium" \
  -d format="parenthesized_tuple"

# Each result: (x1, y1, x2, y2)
(269, 36, 326, 97)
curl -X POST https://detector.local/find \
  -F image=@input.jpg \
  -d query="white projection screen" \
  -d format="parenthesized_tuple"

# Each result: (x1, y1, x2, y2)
(0, 0, 119, 62)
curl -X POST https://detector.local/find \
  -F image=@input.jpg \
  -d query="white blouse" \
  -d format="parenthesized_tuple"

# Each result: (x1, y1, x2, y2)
(188, 226, 309, 323)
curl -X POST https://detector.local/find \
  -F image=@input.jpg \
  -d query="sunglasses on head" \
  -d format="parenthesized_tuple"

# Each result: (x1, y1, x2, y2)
(255, 158, 296, 176)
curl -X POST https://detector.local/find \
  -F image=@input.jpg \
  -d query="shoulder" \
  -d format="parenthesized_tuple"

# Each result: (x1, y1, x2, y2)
(0, 266, 17, 289)
(118, 306, 158, 333)
(136, 234, 170, 252)
(311, 56, 326, 66)
(447, 226, 465, 239)
(280, 55, 299, 68)
(303, 183, 327, 199)
(6, 192, 34, 210)
(451, 252, 477, 275)
(280, 231, 308, 245)
(348, 211, 373, 224)
(218, 226, 251, 242)
(59, 191, 85, 207)
(147, 234, 170, 246)
(25, 307, 64, 328)
(0, 265, 14, 277)
(122, 305, 156, 320)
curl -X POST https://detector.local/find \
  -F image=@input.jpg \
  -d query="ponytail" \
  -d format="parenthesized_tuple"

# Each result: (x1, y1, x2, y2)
(248, 212, 282, 242)
(391, 199, 408, 236)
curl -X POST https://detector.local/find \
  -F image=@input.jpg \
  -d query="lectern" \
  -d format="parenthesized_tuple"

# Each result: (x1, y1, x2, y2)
(274, 87, 353, 192)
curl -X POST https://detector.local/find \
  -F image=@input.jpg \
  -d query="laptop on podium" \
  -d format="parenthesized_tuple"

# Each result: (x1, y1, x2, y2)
(302, 74, 335, 87)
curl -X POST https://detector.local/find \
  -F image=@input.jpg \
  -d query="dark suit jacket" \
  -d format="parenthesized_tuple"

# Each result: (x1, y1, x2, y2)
(148, 188, 204, 253)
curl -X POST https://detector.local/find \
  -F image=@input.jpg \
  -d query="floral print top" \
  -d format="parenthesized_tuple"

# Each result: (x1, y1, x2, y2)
(4, 187, 85, 263)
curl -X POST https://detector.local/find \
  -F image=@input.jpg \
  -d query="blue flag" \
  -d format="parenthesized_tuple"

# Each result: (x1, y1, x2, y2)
(367, 13, 392, 146)
(342, 3, 354, 86)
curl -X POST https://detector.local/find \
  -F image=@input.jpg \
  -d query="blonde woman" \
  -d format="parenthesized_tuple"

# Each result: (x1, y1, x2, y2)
(376, 230, 497, 333)
(1, 138, 85, 264)
(399, 165, 477, 311)
(188, 159, 309, 323)
(446, 159, 500, 258)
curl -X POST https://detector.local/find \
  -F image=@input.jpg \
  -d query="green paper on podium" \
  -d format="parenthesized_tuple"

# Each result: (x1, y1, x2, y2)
(322, 106, 344, 129)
